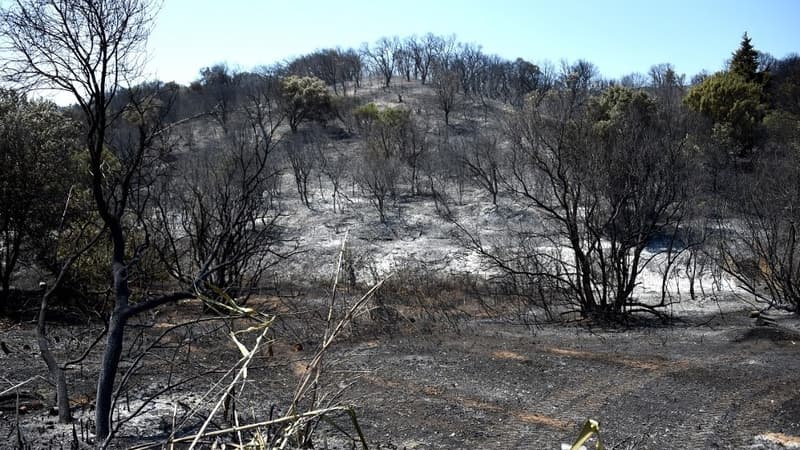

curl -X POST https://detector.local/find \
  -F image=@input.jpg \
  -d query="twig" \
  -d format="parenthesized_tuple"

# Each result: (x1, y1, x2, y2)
(63, 322, 108, 369)
(130, 406, 352, 449)
(0, 376, 46, 397)
(187, 325, 272, 450)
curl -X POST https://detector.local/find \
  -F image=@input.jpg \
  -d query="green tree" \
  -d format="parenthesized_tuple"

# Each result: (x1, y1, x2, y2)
(685, 71, 767, 153)
(0, 90, 78, 305)
(686, 34, 771, 154)
(354, 103, 411, 157)
(280, 75, 332, 132)
(353, 103, 412, 221)
(0, 0, 200, 440)
(730, 32, 759, 82)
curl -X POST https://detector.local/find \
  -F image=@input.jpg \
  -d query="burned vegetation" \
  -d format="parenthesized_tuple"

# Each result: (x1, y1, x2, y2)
(0, 2, 798, 448)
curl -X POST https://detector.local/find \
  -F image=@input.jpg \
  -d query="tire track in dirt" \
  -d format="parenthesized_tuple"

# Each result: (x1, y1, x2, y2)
(539, 346, 688, 371)
(362, 374, 573, 431)
(531, 343, 800, 448)
(357, 342, 709, 445)
(336, 325, 800, 447)
(534, 348, 754, 448)
(488, 346, 691, 417)
(462, 340, 786, 447)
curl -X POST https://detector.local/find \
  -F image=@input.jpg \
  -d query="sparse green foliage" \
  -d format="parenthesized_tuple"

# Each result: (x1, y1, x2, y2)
(482, 79, 692, 319)
(354, 103, 411, 157)
(353, 103, 413, 222)
(5, 16, 800, 448)
(353, 102, 380, 121)
(280, 75, 332, 133)
(0, 90, 79, 303)
(591, 85, 656, 134)
(355, 103, 410, 128)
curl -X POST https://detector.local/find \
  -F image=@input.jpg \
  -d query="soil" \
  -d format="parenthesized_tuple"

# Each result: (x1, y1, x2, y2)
(3, 82, 799, 449)
(1, 294, 799, 449)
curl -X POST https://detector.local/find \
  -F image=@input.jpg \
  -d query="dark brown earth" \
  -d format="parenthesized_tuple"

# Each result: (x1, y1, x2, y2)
(1, 295, 799, 449)
(342, 314, 800, 449)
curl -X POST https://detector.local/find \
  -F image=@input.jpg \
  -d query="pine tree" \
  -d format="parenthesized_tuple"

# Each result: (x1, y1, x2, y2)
(686, 33, 771, 154)
(730, 32, 759, 82)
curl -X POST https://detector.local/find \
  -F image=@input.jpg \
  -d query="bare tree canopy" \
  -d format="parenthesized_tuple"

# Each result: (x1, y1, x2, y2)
(0, 0, 157, 110)
(1, 0, 173, 442)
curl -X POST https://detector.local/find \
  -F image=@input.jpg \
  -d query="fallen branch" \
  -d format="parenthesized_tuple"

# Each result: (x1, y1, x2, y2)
(129, 406, 359, 449)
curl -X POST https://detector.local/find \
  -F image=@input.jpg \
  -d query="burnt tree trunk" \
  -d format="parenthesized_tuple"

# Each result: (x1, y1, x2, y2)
(37, 288, 71, 423)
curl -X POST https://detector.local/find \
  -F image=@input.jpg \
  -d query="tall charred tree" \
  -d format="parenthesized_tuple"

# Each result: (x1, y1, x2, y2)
(0, 0, 212, 441)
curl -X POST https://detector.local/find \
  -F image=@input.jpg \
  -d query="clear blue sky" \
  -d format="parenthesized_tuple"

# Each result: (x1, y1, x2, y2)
(144, 0, 800, 85)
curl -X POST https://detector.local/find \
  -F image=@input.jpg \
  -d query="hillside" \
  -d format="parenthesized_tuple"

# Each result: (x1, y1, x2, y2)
(1, 13, 799, 448)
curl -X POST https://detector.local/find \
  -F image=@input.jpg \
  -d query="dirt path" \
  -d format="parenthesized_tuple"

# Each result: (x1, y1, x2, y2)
(332, 312, 800, 449)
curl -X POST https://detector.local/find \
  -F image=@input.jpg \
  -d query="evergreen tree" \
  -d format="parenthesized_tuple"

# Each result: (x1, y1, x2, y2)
(686, 33, 769, 154)
(730, 32, 759, 82)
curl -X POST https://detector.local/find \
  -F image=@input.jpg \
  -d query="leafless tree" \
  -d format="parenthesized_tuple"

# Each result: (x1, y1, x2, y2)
(399, 115, 431, 196)
(286, 47, 363, 95)
(409, 33, 451, 85)
(648, 63, 686, 111)
(338, 48, 364, 95)
(431, 64, 460, 126)
(452, 42, 485, 97)
(422, 146, 456, 218)
(37, 216, 105, 424)
(619, 72, 649, 88)
(404, 35, 423, 81)
(357, 147, 401, 223)
(148, 73, 293, 302)
(287, 48, 340, 92)
(395, 44, 414, 83)
(320, 142, 349, 214)
(423, 131, 468, 215)
(364, 36, 401, 88)
(285, 127, 326, 208)
(715, 127, 800, 314)
(463, 62, 692, 320)
(458, 131, 503, 205)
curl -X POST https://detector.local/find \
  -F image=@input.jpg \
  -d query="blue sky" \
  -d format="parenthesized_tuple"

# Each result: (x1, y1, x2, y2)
(144, 0, 800, 85)
(27, 0, 785, 92)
